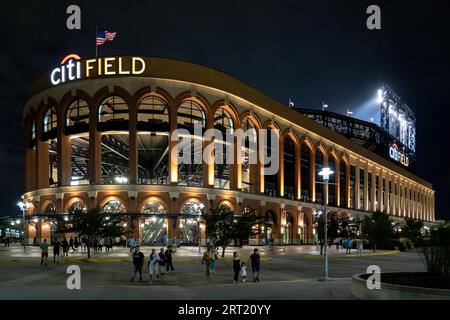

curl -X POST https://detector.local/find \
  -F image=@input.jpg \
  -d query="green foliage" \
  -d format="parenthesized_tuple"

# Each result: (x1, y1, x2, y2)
(233, 208, 258, 246)
(204, 205, 235, 257)
(401, 218, 424, 246)
(418, 223, 450, 276)
(360, 211, 394, 252)
(64, 206, 127, 258)
(204, 205, 258, 256)
(392, 237, 414, 251)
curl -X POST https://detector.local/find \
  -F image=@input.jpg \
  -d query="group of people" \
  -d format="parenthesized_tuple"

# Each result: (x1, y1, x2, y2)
(130, 245, 176, 284)
(201, 246, 262, 284)
(335, 238, 364, 255)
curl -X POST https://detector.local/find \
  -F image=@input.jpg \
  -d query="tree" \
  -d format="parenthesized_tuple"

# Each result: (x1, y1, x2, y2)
(203, 205, 235, 257)
(64, 206, 126, 258)
(316, 212, 339, 255)
(233, 208, 258, 247)
(418, 223, 450, 276)
(401, 218, 424, 246)
(360, 211, 394, 252)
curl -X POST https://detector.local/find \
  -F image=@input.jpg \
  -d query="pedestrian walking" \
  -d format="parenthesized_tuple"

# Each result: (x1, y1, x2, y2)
(249, 248, 261, 282)
(165, 246, 175, 273)
(202, 246, 213, 276)
(40, 239, 49, 266)
(69, 237, 75, 252)
(74, 237, 79, 252)
(62, 238, 69, 256)
(148, 248, 161, 284)
(81, 237, 87, 253)
(130, 246, 144, 283)
(346, 238, 353, 255)
(127, 238, 135, 252)
(240, 262, 247, 282)
(335, 239, 340, 251)
(158, 248, 167, 275)
(210, 247, 218, 273)
(53, 238, 60, 264)
(357, 239, 363, 255)
(232, 252, 241, 284)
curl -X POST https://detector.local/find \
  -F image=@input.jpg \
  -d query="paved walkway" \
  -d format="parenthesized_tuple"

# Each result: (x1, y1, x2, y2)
(0, 244, 423, 300)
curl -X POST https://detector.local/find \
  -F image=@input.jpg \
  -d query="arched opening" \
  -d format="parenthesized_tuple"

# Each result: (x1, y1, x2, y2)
(240, 117, 258, 193)
(177, 100, 206, 187)
(179, 201, 205, 244)
(67, 200, 88, 213)
(339, 161, 348, 208)
(65, 99, 89, 134)
(139, 200, 168, 245)
(315, 149, 325, 204)
(328, 155, 338, 206)
(283, 135, 296, 200)
(300, 142, 312, 202)
(43, 106, 57, 137)
(101, 199, 126, 214)
(43, 106, 58, 187)
(264, 127, 279, 197)
(214, 107, 234, 189)
(137, 96, 170, 184)
(98, 96, 129, 130)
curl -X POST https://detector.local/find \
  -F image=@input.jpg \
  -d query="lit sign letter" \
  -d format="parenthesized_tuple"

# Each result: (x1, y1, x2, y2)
(50, 68, 61, 85)
(85, 59, 96, 77)
(132, 57, 145, 74)
(104, 58, 115, 75)
(67, 59, 76, 80)
(118, 57, 130, 75)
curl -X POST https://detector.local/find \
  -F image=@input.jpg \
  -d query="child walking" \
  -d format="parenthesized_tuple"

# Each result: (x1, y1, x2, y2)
(240, 262, 247, 282)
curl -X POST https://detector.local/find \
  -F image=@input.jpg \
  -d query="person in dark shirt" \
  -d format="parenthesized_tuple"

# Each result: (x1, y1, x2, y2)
(165, 246, 175, 273)
(130, 246, 144, 282)
(232, 252, 241, 284)
(62, 238, 69, 256)
(249, 248, 261, 282)
(53, 238, 61, 264)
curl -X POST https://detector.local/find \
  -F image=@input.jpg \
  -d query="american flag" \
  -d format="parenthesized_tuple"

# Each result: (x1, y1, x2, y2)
(97, 30, 117, 46)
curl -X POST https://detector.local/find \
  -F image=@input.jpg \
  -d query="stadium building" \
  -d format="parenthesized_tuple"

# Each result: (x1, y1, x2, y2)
(20, 55, 435, 245)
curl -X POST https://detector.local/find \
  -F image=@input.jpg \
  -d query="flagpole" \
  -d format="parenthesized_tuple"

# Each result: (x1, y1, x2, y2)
(95, 26, 98, 58)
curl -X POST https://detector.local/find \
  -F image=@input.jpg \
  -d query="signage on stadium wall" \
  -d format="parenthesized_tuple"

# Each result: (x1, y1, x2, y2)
(389, 143, 409, 167)
(50, 54, 146, 86)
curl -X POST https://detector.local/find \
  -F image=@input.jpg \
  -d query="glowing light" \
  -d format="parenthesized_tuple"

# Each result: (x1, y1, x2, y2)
(123, 223, 127, 227)
(115, 176, 128, 184)
(64, 217, 69, 221)
(377, 89, 384, 104)
(318, 167, 334, 181)
(16, 219, 20, 224)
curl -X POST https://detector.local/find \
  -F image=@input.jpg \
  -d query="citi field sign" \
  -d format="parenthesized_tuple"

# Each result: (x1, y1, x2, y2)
(50, 54, 146, 85)
(389, 143, 409, 167)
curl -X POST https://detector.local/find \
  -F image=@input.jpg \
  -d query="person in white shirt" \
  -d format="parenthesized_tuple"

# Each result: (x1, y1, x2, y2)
(148, 248, 161, 284)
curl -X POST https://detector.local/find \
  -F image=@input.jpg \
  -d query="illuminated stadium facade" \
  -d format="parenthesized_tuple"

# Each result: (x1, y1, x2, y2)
(21, 55, 435, 245)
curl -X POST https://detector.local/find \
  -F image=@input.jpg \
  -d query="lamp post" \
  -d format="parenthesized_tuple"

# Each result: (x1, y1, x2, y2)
(197, 203, 205, 253)
(17, 200, 30, 252)
(318, 167, 334, 281)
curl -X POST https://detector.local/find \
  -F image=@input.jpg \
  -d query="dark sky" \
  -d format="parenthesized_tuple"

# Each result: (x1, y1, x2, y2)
(0, 0, 449, 220)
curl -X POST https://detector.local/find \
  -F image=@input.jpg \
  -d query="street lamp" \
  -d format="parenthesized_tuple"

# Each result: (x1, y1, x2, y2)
(318, 167, 334, 281)
(196, 203, 205, 253)
(17, 200, 30, 252)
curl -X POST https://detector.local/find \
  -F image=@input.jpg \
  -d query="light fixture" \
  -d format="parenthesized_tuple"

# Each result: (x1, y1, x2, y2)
(33, 218, 38, 223)
(123, 223, 127, 227)
(163, 223, 167, 228)
(140, 223, 145, 228)
(115, 176, 128, 184)
(64, 217, 69, 221)
(16, 219, 21, 224)
(377, 89, 384, 104)
(318, 167, 334, 181)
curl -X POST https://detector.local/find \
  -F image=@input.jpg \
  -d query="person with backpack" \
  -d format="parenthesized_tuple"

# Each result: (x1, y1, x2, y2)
(130, 246, 144, 283)
(249, 248, 261, 282)
(40, 239, 49, 266)
(165, 246, 175, 273)
(158, 247, 167, 275)
(148, 248, 161, 284)
(52, 238, 60, 264)
(202, 246, 213, 276)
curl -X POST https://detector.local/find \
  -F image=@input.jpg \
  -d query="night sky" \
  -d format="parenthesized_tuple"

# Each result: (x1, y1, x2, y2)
(0, 0, 448, 220)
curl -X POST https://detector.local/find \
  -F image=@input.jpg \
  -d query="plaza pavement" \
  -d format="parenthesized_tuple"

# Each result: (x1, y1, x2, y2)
(0, 244, 425, 300)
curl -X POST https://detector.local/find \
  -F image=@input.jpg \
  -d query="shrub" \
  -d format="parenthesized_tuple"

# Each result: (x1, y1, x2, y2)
(418, 223, 450, 276)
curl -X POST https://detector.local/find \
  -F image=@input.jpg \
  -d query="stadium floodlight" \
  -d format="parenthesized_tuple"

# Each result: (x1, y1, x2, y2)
(347, 108, 353, 117)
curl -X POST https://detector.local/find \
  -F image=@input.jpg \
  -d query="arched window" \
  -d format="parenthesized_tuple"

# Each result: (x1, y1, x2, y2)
(66, 99, 89, 133)
(264, 127, 280, 197)
(179, 201, 204, 244)
(68, 200, 88, 213)
(315, 149, 325, 204)
(101, 200, 126, 213)
(328, 155, 337, 206)
(137, 96, 170, 185)
(45, 203, 56, 214)
(140, 200, 168, 245)
(137, 96, 169, 131)
(98, 96, 129, 129)
(300, 143, 311, 201)
(214, 107, 234, 189)
(283, 135, 296, 200)
(31, 121, 36, 140)
(177, 100, 205, 130)
(43, 106, 57, 133)
(179, 201, 205, 216)
(241, 117, 258, 193)
(177, 100, 206, 187)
